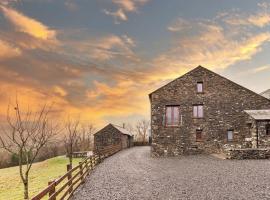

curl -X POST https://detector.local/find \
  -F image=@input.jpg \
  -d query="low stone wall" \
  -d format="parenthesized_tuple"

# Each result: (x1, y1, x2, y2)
(225, 148, 270, 159)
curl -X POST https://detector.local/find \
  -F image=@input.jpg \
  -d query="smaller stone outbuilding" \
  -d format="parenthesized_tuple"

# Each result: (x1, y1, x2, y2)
(244, 110, 270, 148)
(94, 124, 134, 151)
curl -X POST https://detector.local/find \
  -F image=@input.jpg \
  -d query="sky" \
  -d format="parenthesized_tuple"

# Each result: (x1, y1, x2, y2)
(0, 0, 270, 128)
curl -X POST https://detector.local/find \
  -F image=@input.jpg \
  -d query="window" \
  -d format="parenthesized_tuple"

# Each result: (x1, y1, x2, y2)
(266, 124, 270, 135)
(165, 106, 180, 126)
(196, 130, 202, 141)
(193, 105, 204, 118)
(227, 130, 233, 141)
(197, 82, 203, 93)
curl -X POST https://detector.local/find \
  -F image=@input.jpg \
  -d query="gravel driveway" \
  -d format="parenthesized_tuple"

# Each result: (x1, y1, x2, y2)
(73, 146, 270, 200)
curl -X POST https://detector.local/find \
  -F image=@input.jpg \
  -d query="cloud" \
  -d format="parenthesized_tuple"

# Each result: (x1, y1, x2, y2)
(61, 34, 137, 62)
(112, 0, 148, 12)
(1, 2, 270, 129)
(223, 13, 270, 28)
(103, 9, 128, 23)
(219, 3, 270, 28)
(251, 65, 270, 73)
(162, 15, 270, 75)
(0, 39, 21, 59)
(167, 18, 192, 32)
(0, 6, 56, 40)
(104, 0, 150, 23)
(64, 0, 79, 12)
(0, 0, 19, 6)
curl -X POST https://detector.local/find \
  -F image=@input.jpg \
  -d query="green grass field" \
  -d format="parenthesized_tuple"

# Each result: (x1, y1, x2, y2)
(0, 156, 82, 200)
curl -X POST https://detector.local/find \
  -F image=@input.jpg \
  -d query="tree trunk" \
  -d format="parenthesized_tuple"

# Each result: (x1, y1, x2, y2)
(69, 154, 73, 168)
(23, 179, 29, 200)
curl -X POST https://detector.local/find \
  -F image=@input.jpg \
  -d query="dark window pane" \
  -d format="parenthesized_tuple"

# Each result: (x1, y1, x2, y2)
(266, 124, 270, 135)
(196, 130, 202, 141)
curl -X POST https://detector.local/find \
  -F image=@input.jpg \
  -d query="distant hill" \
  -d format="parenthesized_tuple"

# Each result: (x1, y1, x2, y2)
(260, 89, 270, 99)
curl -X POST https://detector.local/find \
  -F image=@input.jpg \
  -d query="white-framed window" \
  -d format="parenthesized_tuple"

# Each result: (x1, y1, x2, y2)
(193, 105, 203, 118)
(197, 82, 203, 93)
(227, 130, 234, 141)
(165, 106, 180, 126)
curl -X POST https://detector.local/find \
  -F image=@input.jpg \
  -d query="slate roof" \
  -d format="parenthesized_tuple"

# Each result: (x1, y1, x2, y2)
(260, 89, 270, 99)
(111, 124, 133, 136)
(244, 110, 270, 120)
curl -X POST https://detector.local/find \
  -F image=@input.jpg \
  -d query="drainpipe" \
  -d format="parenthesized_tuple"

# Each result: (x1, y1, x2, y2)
(256, 121, 259, 148)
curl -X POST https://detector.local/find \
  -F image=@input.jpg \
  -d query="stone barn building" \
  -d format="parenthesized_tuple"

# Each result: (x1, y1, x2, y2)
(94, 124, 134, 151)
(149, 66, 270, 157)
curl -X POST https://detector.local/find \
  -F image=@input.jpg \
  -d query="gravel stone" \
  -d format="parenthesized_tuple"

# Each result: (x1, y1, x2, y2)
(73, 146, 270, 200)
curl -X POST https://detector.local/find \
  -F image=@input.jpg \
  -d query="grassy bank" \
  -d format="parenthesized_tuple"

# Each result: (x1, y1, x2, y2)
(0, 156, 82, 200)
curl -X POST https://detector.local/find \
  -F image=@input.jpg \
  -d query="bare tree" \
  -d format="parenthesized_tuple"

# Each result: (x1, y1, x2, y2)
(135, 119, 150, 143)
(64, 118, 80, 167)
(0, 100, 56, 200)
(80, 124, 95, 151)
(124, 123, 134, 133)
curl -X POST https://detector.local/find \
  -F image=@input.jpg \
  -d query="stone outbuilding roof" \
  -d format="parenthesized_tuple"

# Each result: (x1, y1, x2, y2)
(260, 89, 270, 99)
(111, 124, 133, 136)
(94, 123, 133, 136)
(244, 110, 270, 120)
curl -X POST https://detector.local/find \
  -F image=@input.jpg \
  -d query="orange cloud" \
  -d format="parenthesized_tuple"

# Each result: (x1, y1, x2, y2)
(220, 3, 270, 28)
(160, 20, 270, 78)
(0, 39, 21, 59)
(0, 6, 56, 40)
(112, 0, 149, 12)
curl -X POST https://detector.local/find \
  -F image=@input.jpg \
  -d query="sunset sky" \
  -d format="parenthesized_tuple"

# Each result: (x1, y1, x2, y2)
(0, 0, 270, 128)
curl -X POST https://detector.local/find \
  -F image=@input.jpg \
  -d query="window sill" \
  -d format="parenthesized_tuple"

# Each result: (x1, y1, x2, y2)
(165, 125, 180, 128)
(193, 117, 204, 119)
(197, 92, 205, 94)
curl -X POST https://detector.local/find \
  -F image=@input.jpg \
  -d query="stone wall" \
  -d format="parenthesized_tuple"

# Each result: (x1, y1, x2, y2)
(225, 148, 270, 159)
(150, 66, 270, 157)
(257, 121, 270, 148)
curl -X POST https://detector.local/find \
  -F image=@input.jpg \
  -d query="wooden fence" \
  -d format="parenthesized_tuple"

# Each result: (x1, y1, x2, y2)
(31, 144, 122, 200)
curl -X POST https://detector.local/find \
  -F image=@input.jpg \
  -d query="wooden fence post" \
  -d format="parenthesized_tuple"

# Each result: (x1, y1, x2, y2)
(90, 156, 93, 170)
(79, 162, 84, 184)
(48, 180, 56, 200)
(67, 164, 73, 194)
(98, 152, 101, 163)
(85, 159, 90, 175)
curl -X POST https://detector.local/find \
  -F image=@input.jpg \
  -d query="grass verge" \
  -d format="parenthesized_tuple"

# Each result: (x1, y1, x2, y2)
(0, 156, 82, 200)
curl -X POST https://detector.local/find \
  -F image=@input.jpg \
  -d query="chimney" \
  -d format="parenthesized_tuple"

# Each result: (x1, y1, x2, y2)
(122, 123, 125, 129)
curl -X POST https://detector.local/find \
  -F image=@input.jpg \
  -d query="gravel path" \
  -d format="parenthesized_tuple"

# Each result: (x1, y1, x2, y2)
(73, 146, 270, 200)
